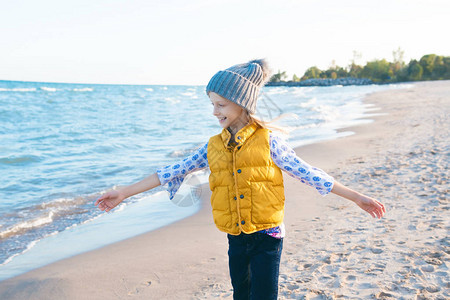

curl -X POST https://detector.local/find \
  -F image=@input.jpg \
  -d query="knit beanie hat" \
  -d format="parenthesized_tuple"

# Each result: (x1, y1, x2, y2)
(206, 59, 271, 114)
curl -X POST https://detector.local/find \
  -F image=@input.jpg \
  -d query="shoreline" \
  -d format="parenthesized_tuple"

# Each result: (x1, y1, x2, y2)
(0, 80, 448, 299)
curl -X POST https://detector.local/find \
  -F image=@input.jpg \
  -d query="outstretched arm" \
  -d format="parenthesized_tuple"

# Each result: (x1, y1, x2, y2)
(95, 173, 161, 212)
(269, 133, 386, 219)
(331, 181, 386, 219)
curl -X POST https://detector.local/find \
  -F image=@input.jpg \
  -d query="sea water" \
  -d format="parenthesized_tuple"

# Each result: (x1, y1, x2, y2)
(0, 80, 411, 280)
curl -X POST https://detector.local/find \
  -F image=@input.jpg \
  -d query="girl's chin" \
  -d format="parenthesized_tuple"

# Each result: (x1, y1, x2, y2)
(218, 121, 228, 128)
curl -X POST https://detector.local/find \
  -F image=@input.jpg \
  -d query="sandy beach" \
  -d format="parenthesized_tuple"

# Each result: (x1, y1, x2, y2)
(0, 80, 448, 299)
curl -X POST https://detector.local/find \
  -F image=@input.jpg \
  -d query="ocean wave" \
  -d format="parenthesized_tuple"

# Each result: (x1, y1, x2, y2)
(39, 196, 90, 210)
(0, 212, 55, 239)
(0, 88, 36, 92)
(309, 105, 341, 122)
(290, 86, 317, 96)
(0, 155, 42, 165)
(0, 239, 40, 266)
(0, 195, 97, 240)
(73, 88, 93, 92)
(264, 87, 289, 95)
(164, 97, 180, 104)
(145, 88, 154, 92)
(40, 87, 57, 92)
(0, 193, 108, 265)
(180, 91, 198, 98)
(298, 97, 317, 108)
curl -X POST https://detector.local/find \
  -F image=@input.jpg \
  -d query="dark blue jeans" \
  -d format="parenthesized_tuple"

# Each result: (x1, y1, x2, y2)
(227, 232, 283, 300)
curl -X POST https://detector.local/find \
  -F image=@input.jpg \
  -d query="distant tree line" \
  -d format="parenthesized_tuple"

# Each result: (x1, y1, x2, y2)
(270, 51, 450, 84)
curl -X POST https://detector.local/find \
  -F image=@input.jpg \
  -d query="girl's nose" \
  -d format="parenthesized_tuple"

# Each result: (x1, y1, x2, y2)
(212, 106, 219, 116)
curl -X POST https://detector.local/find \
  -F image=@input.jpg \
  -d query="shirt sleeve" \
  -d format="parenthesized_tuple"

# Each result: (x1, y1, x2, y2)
(269, 133, 334, 196)
(156, 142, 209, 200)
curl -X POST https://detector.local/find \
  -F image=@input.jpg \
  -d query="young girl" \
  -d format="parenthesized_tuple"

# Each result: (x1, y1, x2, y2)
(95, 59, 385, 300)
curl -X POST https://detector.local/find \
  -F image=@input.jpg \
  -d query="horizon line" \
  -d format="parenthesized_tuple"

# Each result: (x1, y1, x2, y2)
(0, 79, 206, 87)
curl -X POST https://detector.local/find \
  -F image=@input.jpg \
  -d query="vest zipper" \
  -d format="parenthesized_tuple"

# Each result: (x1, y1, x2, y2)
(232, 146, 242, 233)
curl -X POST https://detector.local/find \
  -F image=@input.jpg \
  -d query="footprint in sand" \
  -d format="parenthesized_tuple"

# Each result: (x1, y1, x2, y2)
(370, 248, 384, 254)
(375, 291, 396, 299)
(420, 265, 435, 272)
(357, 282, 377, 289)
(425, 285, 441, 293)
(295, 277, 312, 283)
(127, 281, 152, 296)
(425, 257, 443, 266)
(127, 273, 161, 296)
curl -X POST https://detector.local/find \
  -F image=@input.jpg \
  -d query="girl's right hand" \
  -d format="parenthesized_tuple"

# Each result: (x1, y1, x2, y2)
(95, 190, 125, 212)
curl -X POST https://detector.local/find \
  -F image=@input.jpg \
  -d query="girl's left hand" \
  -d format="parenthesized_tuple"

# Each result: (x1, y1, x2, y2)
(331, 181, 386, 219)
(355, 195, 386, 219)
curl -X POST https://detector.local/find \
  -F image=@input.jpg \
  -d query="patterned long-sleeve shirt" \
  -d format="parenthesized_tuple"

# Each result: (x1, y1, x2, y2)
(156, 132, 334, 238)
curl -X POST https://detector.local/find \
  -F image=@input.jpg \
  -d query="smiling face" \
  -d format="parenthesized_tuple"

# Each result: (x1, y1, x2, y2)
(209, 92, 249, 134)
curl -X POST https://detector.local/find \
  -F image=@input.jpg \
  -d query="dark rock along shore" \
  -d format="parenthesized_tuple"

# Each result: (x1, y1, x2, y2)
(266, 77, 373, 87)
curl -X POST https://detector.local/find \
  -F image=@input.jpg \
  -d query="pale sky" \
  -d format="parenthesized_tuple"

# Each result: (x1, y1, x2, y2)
(1, 0, 449, 85)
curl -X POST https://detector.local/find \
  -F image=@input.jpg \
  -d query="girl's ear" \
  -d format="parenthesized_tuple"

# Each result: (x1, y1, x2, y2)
(241, 108, 251, 122)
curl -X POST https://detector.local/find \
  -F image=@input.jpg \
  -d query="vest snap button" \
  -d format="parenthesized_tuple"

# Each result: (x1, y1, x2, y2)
(236, 223, 239, 227)
(237, 136, 241, 140)
(241, 220, 245, 225)
(234, 196, 237, 200)
(237, 169, 241, 173)
(240, 194, 244, 199)
(237, 146, 241, 150)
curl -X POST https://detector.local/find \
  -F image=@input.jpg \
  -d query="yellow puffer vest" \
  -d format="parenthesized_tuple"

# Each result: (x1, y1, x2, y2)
(207, 122, 285, 235)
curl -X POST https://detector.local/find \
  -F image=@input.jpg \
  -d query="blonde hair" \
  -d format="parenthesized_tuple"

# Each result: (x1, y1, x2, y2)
(248, 112, 291, 135)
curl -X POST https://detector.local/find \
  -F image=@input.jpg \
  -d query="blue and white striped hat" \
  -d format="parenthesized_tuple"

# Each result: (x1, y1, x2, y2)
(206, 59, 271, 114)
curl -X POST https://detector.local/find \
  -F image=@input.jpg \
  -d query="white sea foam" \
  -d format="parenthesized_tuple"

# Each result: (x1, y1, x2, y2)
(298, 97, 317, 108)
(114, 203, 127, 212)
(181, 91, 198, 98)
(164, 97, 180, 104)
(73, 88, 93, 92)
(291, 86, 316, 96)
(40, 87, 57, 92)
(0, 240, 40, 266)
(40, 196, 87, 208)
(310, 105, 341, 122)
(0, 212, 54, 239)
(0, 88, 36, 92)
(265, 87, 289, 95)
(145, 88, 154, 92)
(63, 213, 103, 231)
